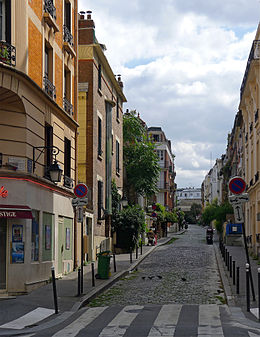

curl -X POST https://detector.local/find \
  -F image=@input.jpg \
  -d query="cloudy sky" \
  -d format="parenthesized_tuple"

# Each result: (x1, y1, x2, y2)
(79, 0, 259, 188)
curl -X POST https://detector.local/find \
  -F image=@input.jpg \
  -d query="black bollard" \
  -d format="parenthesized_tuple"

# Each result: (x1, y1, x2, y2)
(113, 254, 116, 273)
(141, 240, 143, 255)
(91, 262, 95, 287)
(51, 267, 58, 314)
(236, 266, 240, 294)
(130, 249, 133, 264)
(258, 268, 260, 322)
(224, 248, 227, 264)
(233, 261, 236, 285)
(77, 268, 81, 296)
(246, 263, 250, 312)
(136, 245, 138, 259)
(230, 256, 232, 278)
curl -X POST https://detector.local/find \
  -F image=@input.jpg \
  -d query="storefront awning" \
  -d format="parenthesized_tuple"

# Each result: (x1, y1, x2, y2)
(0, 205, 33, 219)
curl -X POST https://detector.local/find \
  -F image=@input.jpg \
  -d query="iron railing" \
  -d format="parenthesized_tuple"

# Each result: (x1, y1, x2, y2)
(0, 41, 16, 67)
(63, 25, 74, 47)
(63, 97, 73, 115)
(43, 76, 56, 100)
(240, 40, 260, 99)
(44, 0, 56, 20)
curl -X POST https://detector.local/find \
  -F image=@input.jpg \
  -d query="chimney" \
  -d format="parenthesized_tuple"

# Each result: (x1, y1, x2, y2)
(117, 75, 124, 90)
(78, 10, 96, 45)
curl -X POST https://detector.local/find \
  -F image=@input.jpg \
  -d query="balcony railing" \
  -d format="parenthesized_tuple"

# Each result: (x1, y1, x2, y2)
(43, 76, 56, 100)
(63, 97, 73, 115)
(240, 40, 260, 99)
(44, 0, 56, 20)
(63, 25, 73, 47)
(0, 41, 16, 67)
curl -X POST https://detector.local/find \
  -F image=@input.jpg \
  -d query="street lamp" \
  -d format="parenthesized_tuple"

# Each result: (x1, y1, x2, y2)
(121, 196, 128, 208)
(33, 146, 63, 183)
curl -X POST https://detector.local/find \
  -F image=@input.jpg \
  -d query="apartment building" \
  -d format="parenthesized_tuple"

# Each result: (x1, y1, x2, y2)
(176, 187, 201, 212)
(147, 127, 176, 211)
(78, 11, 126, 260)
(239, 24, 260, 254)
(0, 0, 78, 294)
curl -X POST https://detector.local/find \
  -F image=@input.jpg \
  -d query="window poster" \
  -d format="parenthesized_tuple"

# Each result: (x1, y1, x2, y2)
(12, 225, 23, 242)
(66, 228, 70, 250)
(45, 225, 51, 250)
(12, 242, 24, 263)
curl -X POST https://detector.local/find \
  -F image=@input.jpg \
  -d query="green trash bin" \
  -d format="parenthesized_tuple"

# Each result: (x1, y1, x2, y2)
(97, 251, 111, 279)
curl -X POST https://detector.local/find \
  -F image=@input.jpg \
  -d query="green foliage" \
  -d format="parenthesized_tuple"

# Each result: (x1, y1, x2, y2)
(111, 180, 121, 232)
(185, 203, 202, 223)
(123, 111, 160, 203)
(165, 211, 178, 223)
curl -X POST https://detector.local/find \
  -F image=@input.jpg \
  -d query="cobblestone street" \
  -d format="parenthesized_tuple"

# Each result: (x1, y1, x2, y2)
(88, 224, 224, 307)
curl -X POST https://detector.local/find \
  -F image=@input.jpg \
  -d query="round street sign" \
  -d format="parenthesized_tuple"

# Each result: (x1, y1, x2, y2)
(151, 212, 157, 217)
(74, 183, 88, 198)
(229, 176, 246, 195)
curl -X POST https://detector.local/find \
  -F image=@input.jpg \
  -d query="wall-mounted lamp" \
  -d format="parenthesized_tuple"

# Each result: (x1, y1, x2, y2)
(33, 146, 63, 183)
(121, 196, 128, 208)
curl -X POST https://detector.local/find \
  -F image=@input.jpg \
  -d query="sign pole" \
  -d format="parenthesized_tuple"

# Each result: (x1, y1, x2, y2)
(81, 210, 84, 294)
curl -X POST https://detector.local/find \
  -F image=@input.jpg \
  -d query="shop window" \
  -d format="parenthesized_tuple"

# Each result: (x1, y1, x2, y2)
(31, 210, 39, 262)
(97, 180, 103, 220)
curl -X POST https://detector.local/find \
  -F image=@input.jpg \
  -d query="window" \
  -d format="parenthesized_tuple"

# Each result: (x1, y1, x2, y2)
(64, 137, 71, 178)
(116, 97, 119, 120)
(116, 140, 120, 174)
(64, 0, 71, 31)
(31, 210, 39, 262)
(97, 180, 103, 220)
(0, 0, 10, 43)
(64, 67, 71, 100)
(98, 117, 102, 156)
(98, 64, 102, 90)
(44, 43, 53, 81)
(45, 123, 53, 177)
(153, 134, 160, 142)
(111, 133, 114, 154)
(0, 0, 5, 41)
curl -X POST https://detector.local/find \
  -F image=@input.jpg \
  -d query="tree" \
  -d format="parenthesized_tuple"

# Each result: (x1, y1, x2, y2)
(185, 203, 202, 223)
(123, 110, 160, 204)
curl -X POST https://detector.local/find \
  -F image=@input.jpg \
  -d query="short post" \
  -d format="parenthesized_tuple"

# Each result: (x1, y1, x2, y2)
(77, 268, 81, 296)
(113, 253, 116, 273)
(91, 262, 95, 287)
(130, 249, 133, 264)
(51, 267, 58, 314)
(230, 256, 232, 278)
(136, 245, 138, 259)
(227, 252, 230, 270)
(246, 263, 250, 312)
(236, 266, 240, 294)
(233, 261, 236, 285)
(140, 240, 143, 255)
(258, 268, 260, 322)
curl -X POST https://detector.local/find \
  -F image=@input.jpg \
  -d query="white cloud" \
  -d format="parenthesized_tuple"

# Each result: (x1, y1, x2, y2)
(78, 0, 259, 187)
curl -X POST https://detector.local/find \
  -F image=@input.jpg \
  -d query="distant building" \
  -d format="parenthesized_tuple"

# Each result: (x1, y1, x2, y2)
(176, 188, 202, 212)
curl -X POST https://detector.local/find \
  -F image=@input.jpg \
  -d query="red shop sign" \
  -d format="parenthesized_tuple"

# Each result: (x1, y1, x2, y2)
(0, 186, 8, 198)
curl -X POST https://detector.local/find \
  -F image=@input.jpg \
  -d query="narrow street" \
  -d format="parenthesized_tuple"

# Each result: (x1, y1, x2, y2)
(29, 225, 260, 336)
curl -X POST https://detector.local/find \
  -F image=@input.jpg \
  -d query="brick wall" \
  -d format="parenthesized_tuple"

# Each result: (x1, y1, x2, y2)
(28, 19, 42, 87)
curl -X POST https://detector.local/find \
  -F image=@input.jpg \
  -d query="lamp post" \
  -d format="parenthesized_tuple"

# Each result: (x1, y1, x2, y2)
(33, 146, 63, 183)
(121, 196, 128, 208)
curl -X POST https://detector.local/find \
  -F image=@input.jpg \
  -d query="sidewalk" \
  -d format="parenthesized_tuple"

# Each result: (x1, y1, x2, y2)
(214, 235, 260, 326)
(0, 229, 182, 336)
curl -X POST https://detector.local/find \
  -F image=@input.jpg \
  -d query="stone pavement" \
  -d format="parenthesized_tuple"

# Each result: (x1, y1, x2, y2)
(214, 234, 260, 327)
(0, 229, 181, 335)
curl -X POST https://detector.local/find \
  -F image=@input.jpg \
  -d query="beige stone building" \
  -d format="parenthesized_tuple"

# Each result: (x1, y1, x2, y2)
(78, 12, 126, 260)
(0, 0, 78, 294)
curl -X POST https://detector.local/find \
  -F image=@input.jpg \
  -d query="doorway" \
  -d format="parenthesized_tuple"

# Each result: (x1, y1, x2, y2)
(0, 218, 7, 290)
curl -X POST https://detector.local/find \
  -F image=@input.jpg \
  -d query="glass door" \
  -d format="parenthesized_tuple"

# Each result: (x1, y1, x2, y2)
(0, 218, 7, 290)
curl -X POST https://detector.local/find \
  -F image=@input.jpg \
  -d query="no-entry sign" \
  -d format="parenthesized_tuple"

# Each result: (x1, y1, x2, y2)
(74, 183, 88, 198)
(229, 176, 246, 195)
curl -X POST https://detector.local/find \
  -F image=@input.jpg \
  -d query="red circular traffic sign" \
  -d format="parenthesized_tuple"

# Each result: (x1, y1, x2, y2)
(74, 183, 88, 198)
(229, 177, 246, 195)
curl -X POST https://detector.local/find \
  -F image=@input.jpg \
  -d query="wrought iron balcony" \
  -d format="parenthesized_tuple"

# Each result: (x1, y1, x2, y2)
(63, 25, 73, 47)
(240, 40, 260, 99)
(0, 41, 16, 67)
(63, 97, 73, 115)
(255, 171, 259, 183)
(43, 76, 56, 100)
(44, 0, 56, 20)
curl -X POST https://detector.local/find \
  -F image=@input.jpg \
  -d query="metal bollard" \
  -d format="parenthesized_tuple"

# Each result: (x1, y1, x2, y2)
(130, 249, 133, 264)
(236, 266, 240, 294)
(233, 261, 236, 285)
(113, 254, 116, 273)
(258, 268, 260, 322)
(140, 240, 143, 255)
(246, 263, 250, 312)
(136, 245, 138, 259)
(227, 252, 230, 270)
(51, 267, 59, 314)
(77, 268, 81, 296)
(91, 262, 95, 287)
(230, 256, 232, 278)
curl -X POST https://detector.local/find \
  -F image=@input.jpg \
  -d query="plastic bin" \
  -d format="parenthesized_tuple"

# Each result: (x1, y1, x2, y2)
(97, 251, 111, 279)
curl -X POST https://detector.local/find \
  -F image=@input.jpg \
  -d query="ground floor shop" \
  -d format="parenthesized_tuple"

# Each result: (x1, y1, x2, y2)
(0, 177, 74, 294)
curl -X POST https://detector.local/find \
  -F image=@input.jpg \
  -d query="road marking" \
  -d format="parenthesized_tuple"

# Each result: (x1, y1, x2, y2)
(99, 305, 143, 337)
(0, 307, 55, 330)
(148, 304, 181, 336)
(250, 308, 259, 319)
(198, 304, 224, 336)
(52, 306, 107, 337)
